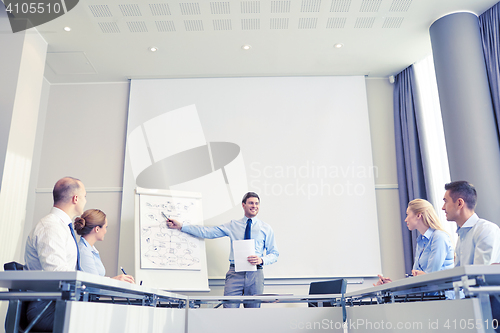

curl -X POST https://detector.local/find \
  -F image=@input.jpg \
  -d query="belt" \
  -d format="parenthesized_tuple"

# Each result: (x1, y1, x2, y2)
(230, 264, 263, 269)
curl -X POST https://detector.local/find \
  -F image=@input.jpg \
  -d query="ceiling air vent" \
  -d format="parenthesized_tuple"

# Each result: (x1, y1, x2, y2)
(382, 17, 403, 28)
(270, 18, 289, 29)
(389, 0, 412, 12)
(241, 18, 260, 29)
(155, 21, 176, 32)
(213, 19, 232, 30)
(241, 1, 260, 14)
(211, 2, 231, 14)
(88, 5, 112, 17)
(354, 17, 375, 28)
(98, 22, 120, 33)
(150, 4, 171, 16)
(326, 17, 346, 28)
(127, 21, 148, 32)
(119, 4, 142, 16)
(330, 0, 351, 13)
(359, 0, 381, 12)
(271, 1, 290, 13)
(184, 20, 204, 31)
(180, 3, 201, 15)
(301, 0, 321, 12)
(298, 17, 318, 29)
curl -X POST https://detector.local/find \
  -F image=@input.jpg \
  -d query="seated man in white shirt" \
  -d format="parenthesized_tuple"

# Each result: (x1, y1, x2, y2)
(442, 180, 500, 266)
(24, 177, 87, 332)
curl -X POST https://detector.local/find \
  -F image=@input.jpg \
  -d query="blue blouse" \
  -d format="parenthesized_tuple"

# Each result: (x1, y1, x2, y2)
(78, 237, 106, 276)
(413, 228, 454, 273)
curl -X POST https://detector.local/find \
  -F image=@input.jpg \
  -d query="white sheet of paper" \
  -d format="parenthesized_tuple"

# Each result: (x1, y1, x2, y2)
(233, 239, 256, 272)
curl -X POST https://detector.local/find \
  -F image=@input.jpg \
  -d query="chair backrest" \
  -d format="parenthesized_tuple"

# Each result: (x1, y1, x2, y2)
(309, 278, 347, 295)
(4, 261, 25, 271)
(3, 261, 29, 331)
(308, 279, 347, 307)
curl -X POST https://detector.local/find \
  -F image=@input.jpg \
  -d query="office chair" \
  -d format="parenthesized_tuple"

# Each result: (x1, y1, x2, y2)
(4, 262, 25, 271)
(308, 278, 347, 307)
(4, 261, 30, 332)
(4, 261, 56, 333)
(308, 278, 347, 323)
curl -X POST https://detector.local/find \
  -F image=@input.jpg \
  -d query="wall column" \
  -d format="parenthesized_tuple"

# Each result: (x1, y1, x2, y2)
(430, 12, 500, 222)
(0, 4, 48, 266)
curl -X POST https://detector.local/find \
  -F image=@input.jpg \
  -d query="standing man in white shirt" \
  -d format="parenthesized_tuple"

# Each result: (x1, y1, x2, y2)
(442, 180, 500, 266)
(24, 177, 87, 331)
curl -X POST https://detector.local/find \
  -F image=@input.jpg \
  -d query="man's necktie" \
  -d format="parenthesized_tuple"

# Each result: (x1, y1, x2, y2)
(245, 219, 252, 240)
(68, 223, 82, 271)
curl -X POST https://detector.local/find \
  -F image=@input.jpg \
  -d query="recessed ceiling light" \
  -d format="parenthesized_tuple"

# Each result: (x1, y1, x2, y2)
(149, 47, 158, 52)
(334, 43, 344, 48)
(241, 45, 252, 50)
(64, 27, 71, 32)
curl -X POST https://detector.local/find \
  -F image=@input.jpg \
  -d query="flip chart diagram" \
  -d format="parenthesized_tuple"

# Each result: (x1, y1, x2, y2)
(139, 191, 203, 270)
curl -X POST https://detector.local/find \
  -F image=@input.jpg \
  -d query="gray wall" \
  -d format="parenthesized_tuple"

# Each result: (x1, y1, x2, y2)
(25, 82, 130, 277)
(366, 77, 404, 282)
(0, 7, 23, 190)
(24, 77, 403, 293)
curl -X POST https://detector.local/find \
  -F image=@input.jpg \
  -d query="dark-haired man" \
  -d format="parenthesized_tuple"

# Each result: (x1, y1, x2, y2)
(167, 192, 279, 308)
(442, 180, 500, 266)
(23, 177, 87, 331)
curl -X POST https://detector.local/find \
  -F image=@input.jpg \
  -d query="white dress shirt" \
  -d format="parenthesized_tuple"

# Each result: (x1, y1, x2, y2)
(455, 213, 500, 266)
(25, 207, 78, 271)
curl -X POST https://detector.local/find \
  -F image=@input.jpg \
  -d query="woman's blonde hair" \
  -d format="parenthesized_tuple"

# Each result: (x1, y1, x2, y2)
(408, 199, 447, 232)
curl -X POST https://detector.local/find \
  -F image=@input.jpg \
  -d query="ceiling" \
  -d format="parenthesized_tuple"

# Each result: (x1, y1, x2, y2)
(33, 0, 500, 84)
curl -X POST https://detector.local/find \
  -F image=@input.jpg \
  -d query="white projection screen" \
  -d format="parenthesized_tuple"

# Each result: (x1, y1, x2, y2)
(123, 76, 382, 279)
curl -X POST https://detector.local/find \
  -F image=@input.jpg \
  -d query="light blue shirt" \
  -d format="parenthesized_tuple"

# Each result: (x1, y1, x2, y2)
(181, 216, 279, 265)
(78, 237, 106, 276)
(455, 213, 500, 267)
(413, 228, 454, 273)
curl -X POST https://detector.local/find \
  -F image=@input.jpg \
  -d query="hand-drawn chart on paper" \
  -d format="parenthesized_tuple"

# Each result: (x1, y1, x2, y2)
(139, 193, 203, 270)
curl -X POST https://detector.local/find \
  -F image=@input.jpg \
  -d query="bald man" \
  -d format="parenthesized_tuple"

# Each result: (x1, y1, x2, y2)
(24, 177, 87, 331)
(25, 177, 87, 271)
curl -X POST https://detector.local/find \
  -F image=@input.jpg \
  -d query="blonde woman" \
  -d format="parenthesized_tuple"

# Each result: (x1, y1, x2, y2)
(375, 199, 454, 285)
(74, 209, 135, 283)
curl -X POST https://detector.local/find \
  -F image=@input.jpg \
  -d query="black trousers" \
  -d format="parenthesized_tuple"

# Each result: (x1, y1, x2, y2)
(26, 300, 55, 332)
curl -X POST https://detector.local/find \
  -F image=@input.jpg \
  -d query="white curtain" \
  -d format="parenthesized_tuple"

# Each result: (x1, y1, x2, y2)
(413, 55, 457, 244)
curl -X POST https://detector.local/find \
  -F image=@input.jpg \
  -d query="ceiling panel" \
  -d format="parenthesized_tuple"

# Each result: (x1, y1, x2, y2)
(29, 0, 500, 84)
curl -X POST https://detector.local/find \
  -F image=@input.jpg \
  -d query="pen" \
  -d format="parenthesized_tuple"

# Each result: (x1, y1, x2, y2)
(120, 267, 127, 275)
(140, 281, 143, 286)
(161, 212, 169, 221)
